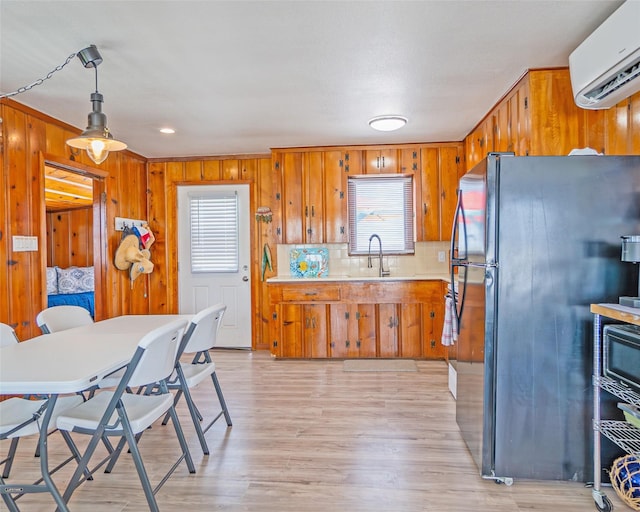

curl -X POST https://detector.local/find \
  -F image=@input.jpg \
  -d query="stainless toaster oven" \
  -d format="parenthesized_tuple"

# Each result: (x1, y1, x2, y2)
(603, 324, 640, 392)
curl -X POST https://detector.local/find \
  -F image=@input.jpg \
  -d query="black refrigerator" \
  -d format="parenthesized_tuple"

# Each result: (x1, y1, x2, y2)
(451, 153, 640, 482)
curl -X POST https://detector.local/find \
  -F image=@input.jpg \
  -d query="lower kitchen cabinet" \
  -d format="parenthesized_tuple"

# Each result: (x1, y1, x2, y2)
(272, 303, 329, 358)
(330, 303, 376, 357)
(378, 303, 399, 357)
(268, 279, 445, 359)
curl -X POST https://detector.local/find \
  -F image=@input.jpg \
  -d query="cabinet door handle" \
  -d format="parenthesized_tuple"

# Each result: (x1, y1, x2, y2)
(311, 205, 315, 217)
(381, 156, 385, 168)
(305, 205, 308, 217)
(312, 318, 316, 329)
(423, 203, 427, 215)
(376, 156, 380, 168)
(304, 291, 318, 296)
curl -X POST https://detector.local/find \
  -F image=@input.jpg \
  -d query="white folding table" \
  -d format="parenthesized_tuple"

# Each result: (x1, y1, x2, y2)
(0, 314, 188, 511)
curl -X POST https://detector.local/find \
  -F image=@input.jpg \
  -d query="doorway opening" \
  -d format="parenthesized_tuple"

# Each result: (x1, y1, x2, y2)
(177, 184, 252, 348)
(42, 155, 107, 320)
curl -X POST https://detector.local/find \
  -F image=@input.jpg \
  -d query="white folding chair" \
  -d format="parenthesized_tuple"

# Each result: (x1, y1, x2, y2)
(0, 322, 21, 478)
(0, 395, 84, 511)
(163, 304, 232, 455)
(0, 323, 19, 347)
(36, 305, 93, 334)
(56, 318, 195, 512)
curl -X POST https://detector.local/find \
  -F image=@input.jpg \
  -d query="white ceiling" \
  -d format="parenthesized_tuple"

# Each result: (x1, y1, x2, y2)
(0, 0, 625, 159)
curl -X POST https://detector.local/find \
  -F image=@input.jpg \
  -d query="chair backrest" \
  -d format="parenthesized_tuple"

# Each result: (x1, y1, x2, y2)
(36, 305, 94, 334)
(0, 322, 19, 347)
(127, 318, 188, 388)
(182, 303, 226, 354)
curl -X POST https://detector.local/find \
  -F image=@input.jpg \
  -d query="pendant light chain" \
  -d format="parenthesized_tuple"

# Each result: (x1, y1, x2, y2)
(0, 52, 78, 99)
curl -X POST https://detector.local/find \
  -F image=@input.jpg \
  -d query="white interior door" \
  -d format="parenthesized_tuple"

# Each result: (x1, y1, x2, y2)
(178, 184, 251, 348)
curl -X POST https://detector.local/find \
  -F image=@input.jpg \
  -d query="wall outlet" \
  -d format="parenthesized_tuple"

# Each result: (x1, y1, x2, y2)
(438, 250, 446, 263)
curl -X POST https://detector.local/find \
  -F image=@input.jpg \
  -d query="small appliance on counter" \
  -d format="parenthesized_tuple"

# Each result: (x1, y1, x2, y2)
(620, 235, 640, 308)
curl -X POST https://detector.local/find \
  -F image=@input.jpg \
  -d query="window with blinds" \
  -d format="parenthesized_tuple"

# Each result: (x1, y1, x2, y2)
(189, 193, 239, 273)
(347, 175, 415, 255)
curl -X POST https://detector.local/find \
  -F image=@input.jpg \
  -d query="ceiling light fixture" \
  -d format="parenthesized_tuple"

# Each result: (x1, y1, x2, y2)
(66, 45, 127, 165)
(160, 127, 176, 134)
(368, 115, 408, 132)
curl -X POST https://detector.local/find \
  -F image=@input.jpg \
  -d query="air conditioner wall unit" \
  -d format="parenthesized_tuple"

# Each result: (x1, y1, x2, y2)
(569, 0, 640, 110)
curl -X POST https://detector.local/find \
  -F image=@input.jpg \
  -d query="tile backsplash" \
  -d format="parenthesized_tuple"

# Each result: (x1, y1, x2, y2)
(276, 241, 450, 278)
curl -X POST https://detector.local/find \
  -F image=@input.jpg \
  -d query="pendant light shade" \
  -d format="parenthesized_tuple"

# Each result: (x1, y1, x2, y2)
(67, 92, 127, 164)
(66, 45, 126, 164)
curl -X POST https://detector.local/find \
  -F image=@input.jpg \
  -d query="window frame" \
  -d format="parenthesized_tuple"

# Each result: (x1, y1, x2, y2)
(188, 191, 240, 273)
(347, 173, 415, 256)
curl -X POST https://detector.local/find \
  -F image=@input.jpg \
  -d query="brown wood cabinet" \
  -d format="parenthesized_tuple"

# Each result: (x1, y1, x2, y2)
(365, 148, 398, 173)
(415, 144, 464, 241)
(322, 150, 348, 243)
(329, 303, 377, 357)
(268, 279, 445, 359)
(275, 149, 351, 244)
(464, 68, 606, 170)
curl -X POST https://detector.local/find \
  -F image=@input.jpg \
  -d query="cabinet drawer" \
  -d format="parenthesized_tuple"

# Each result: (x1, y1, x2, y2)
(281, 285, 341, 302)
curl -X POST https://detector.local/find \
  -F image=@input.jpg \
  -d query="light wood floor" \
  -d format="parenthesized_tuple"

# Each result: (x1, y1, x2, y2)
(2, 350, 623, 511)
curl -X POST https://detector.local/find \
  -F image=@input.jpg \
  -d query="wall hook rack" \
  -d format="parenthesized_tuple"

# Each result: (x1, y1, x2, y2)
(114, 216, 146, 231)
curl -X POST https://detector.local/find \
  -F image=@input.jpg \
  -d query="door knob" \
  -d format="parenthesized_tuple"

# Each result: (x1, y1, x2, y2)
(242, 276, 249, 282)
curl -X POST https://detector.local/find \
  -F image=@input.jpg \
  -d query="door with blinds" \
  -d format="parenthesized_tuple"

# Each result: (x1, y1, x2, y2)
(177, 184, 251, 348)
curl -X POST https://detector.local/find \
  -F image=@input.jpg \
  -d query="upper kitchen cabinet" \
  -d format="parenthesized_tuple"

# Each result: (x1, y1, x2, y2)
(416, 143, 464, 241)
(304, 151, 325, 244)
(276, 150, 324, 244)
(276, 151, 304, 244)
(276, 148, 352, 244)
(398, 148, 420, 174)
(464, 68, 605, 169)
(323, 150, 348, 243)
(364, 148, 398, 173)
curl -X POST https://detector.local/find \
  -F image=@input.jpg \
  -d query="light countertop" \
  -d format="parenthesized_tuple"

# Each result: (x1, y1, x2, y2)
(267, 273, 450, 283)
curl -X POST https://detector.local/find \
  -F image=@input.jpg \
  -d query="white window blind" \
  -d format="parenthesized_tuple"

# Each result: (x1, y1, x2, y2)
(347, 175, 415, 255)
(189, 193, 239, 273)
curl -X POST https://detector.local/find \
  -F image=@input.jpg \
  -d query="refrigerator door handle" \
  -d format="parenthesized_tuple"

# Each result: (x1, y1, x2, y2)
(450, 188, 467, 264)
(465, 262, 496, 268)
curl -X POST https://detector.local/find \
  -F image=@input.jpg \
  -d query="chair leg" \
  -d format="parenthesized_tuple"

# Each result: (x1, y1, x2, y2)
(59, 430, 94, 481)
(61, 427, 105, 504)
(1, 438, 19, 478)
(212, 372, 232, 427)
(0, 473, 21, 512)
(161, 388, 184, 426)
(119, 412, 160, 512)
(181, 380, 211, 455)
(166, 405, 196, 474)
(104, 430, 144, 474)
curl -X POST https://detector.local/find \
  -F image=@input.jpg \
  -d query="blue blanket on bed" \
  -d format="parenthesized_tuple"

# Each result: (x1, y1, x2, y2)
(47, 292, 95, 318)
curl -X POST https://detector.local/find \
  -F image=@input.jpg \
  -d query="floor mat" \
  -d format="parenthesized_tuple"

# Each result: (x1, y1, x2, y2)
(343, 359, 418, 372)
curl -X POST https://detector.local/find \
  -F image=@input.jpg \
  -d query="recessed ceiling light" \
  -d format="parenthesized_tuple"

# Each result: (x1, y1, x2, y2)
(159, 127, 175, 134)
(368, 115, 408, 132)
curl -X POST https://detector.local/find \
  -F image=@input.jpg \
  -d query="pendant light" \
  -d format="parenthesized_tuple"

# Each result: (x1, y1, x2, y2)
(66, 45, 126, 164)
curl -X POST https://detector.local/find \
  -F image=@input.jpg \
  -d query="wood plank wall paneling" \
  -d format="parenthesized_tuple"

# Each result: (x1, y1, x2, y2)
(1, 99, 147, 340)
(463, 69, 640, 166)
(3, 67, 640, 345)
(46, 207, 93, 267)
(145, 157, 273, 350)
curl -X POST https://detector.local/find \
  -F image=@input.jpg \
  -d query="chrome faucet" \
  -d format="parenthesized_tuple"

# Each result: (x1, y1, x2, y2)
(368, 234, 390, 277)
